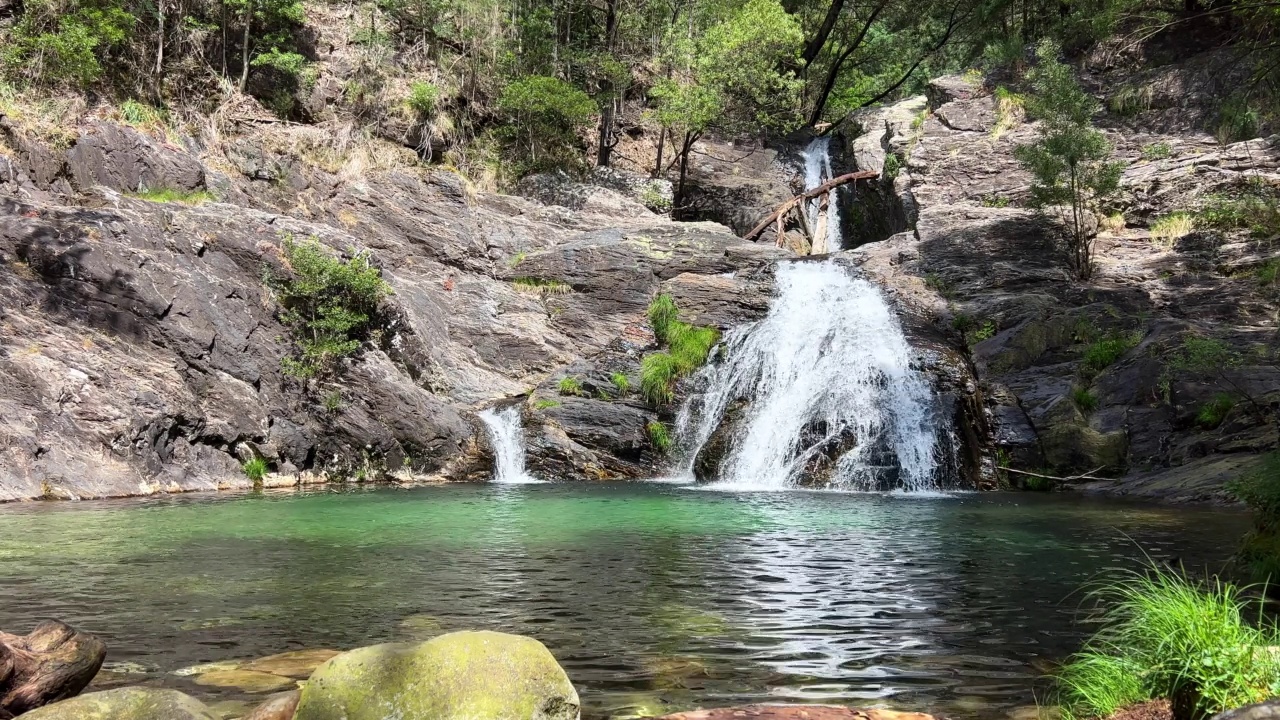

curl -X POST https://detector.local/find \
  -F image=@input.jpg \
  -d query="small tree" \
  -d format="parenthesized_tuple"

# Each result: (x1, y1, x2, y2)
(1014, 39, 1122, 280)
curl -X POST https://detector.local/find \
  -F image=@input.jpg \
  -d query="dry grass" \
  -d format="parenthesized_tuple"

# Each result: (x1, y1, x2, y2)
(1150, 213, 1194, 247)
(0, 82, 85, 148)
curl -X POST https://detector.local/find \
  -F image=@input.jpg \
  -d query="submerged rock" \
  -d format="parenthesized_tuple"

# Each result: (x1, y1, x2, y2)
(652, 707, 936, 720)
(293, 630, 579, 720)
(192, 669, 296, 694)
(18, 687, 219, 720)
(242, 649, 341, 679)
(242, 690, 301, 720)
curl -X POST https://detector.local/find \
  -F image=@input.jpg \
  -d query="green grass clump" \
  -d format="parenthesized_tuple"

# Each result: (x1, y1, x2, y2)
(640, 295, 720, 406)
(1056, 566, 1280, 720)
(557, 377, 585, 396)
(1197, 393, 1236, 428)
(532, 399, 561, 410)
(1140, 142, 1172, 161)
(242, 457, 268, 482)
(610, 372, 631, 395)
(1080, 333, 1140, 378)
(1253, 259, 1280, 288)
(406, 81, 439, 117)
(1150, 212, 1194, 246)
(647, 421, 672, 453)
(512, 277, 571, 295)
(1072, 386, 1099, 413)
(1199, 181, 1280, 238)
(130, 187, 215, 204)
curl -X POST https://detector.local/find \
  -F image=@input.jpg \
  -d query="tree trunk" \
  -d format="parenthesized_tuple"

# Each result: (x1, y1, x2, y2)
(239, 0, 252, 92)
(807, 3, 887, 126)
(800, 0, 846, 70)
(653, 127, 667, 178)
(0, 621, 106, 719)
(155, 0, 166, 100)
(673, 130, 698, 220)
(595, 0, 620, 167)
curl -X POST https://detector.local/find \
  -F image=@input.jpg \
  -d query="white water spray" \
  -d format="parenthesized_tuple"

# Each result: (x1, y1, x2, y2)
(676, 261, 946, 491)
(479, 406, 542, 484)
(800, 136, 844, 253)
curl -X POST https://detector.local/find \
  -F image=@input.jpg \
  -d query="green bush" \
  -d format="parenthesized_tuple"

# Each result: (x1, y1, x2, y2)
(1217, 97, 1260, 145)
(407, 81, 439, 117)
(273, 236, 391, 379)
(1055, 566, 1280, 720)
(557, 377, 585, 396)
(1080, 333, 1139, 378)
(640, 296, 719, 406)
(1072, 386, 1099, 413)
(242, 456, 269, 482)
(1198, 182, 1280, 238)
(641, 352, 680, 405)
(647, 294, 680, 344)
(1140, 142, 1172, 161)
(496, 75, 595, 173)
(647, 421, 672, 453)
(1, 0, 134, 87)
(610, 372, 631, 395)
(1197, 393, 1237, 429)
(1227, 453, 1280, 583)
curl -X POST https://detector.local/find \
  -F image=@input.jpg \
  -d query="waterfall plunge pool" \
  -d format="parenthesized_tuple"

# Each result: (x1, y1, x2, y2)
(0, 483, 1244, 719)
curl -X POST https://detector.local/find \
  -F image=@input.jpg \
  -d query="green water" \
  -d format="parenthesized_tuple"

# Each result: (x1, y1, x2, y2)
(0, 484, 1246, 719)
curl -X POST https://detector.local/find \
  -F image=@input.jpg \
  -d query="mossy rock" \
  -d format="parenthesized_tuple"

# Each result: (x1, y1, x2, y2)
(293, 630, 580, 720)
(20, 687, 219, 720)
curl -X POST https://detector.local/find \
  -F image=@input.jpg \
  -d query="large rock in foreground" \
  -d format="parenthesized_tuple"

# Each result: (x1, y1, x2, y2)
(653, 706, 936, 720)
(17, 687, 219, 720)
(294, 630, 579, 720)
(0, 621, 106, 718)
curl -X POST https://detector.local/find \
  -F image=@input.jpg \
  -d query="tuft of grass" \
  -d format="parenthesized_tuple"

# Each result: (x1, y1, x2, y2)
(1072, 386, 1099, 413)
(242, 457, 268, 482)
(130, 187, 215, 205)
(1196, 393, 1236, 429)
(512, 277, 571, 295)
(647, 294, 680, 344)
(611, 372, 631, 395)
(991, 86, 1025, 140)
(557, 377, 585, 396)
(508, 251, 528, 267)
(1080, 332, 1140, 378)
(647, 421, 672, 454)
(1107, 84, 1154, 117)
(641, 353, 680, 405)
(532, 399, 561, 410)
(980, 194, 1010, 208)
(1140, 142, 1172, 161)
(406, 81, 439, 118)
(1150, 212, 1194, 247)
(1255, 258, 1280, 287)
(1198, 181, 1280, 238)
(322, 391, 343, 413)
(1055, 566, 1280, 720)
(1099, 213, 1126, 233)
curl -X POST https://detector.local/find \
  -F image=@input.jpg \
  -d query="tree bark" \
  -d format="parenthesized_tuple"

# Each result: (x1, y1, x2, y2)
(672, 130, 699, 220)
(239, 0, 253, 92)
(800, 0, 847, 70)
(0, 621, 106, 719)
(596, 0, 621, 167)
(807, 3, 888, 126)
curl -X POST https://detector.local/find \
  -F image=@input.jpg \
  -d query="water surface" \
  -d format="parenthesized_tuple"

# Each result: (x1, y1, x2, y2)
(0, 484, 1245, 718)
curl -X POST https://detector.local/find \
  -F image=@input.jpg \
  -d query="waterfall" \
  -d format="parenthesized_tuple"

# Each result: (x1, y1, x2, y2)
(800, 136, 844, 253)
(675, 260, 947, 492)
(479, 406, 542, 484)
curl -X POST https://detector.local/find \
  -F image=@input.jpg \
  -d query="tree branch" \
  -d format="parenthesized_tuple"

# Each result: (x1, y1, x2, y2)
(743, 171, 878, 241)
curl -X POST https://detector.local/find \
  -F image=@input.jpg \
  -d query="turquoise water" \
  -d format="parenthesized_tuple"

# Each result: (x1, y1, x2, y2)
(0, 484, 1246, 718)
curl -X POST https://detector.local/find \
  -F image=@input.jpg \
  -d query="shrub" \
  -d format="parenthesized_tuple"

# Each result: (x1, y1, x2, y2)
(497, 75, 595, 172)
(1141, 142, 1172, 161)
(647, 421, 672, 453)
(273, 236, 391, 379)
(611, 372, 631, 395)
(1080, 332, 1139, 378)
(972, 320, 997, 343)
(242, 457, 269, 482)
(1055, 566, 1280, 720)
(1150, 213, 1194, 246)
(1229, 453, 1280, 583)
(1197, 393, 1237, 429)
(1, 0, 135, 87)
(407, 81, 439, 117)
(1217, 97, 1260, 145)
(1072, 386, 1099, 413)
(1255, 259, 1280, 287)
(1199, 182, 1280, 238)
(557, 377, 585, 396)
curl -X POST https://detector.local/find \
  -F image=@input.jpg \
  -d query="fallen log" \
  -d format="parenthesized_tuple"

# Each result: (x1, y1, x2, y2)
(999, 466, 1108, 483)
(743, 170, 879, 243)
(0, 621, 106, 719)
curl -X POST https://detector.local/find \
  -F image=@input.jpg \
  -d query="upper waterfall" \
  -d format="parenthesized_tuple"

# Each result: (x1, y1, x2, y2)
(675, 260, 948, 492)
(479, 406, 543, 484)
(800, 136, 844, 253)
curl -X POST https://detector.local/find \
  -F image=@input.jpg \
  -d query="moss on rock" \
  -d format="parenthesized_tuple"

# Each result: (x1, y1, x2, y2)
(20, 687, 220, 720)
(293, 630, 580, 720)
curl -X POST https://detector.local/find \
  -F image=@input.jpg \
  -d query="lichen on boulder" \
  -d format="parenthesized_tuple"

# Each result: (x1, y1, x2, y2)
(293, 630, 580, 720)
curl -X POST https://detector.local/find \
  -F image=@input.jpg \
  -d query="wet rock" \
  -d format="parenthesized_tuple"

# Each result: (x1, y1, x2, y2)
(193, 669, 297, 694)
(242, 690, 301, 720)
(243, 649, 341, 679)
(1211, 701, 1280, 720)
(653, 707, 936, 720)
(18, 687, 219, 720)
(293, 630, 579, 720)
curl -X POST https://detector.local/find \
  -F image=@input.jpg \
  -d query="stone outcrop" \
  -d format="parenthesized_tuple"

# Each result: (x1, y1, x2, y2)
(841, 70, 1280, 497)
(293, 630, 579, 720)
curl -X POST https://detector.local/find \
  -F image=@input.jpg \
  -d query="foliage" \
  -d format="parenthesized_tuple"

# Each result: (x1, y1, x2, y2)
(641, 352, 680, 405)
(991, 86, 1025, 139)
(1150, 212, 1194, 247)
(1055, 566, 1280, 720)
(1217, 97, 1260, 145)
(1140, 142, 1172, 161)
(1227, 452, 1280, 582)
(1196, 393, 1236, 429)
(497, 75, 595, 172)
(647, 421, 672, 453)
(610, 372, 631, 395)
(1014, 40, 1123, 280)
(647, 294, 680, 344)
(242, 456, 269, 482)
(273, 236, 391, 379)
(532, 399, 561, 411)
(557, 376, 585, 397)
(641, 295, 719, 405)
(1198, 181, 1280, 239)
(512, 277, 571, 295)
(129, 188, 216, 204)
(1, 0, 134, 87)
(1080, 332, 1139, 378)
(1072, 386, 1098, 413)
(322, 390, 343, 413)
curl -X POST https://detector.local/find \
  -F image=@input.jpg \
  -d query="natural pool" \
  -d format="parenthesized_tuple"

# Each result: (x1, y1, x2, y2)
(0, 484, 1245, 719)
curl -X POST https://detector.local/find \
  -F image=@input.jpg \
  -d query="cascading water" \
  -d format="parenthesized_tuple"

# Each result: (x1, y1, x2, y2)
(676, 260, 949, 492)
(479, 406, 542, 484)
(800, 136, 844, 253)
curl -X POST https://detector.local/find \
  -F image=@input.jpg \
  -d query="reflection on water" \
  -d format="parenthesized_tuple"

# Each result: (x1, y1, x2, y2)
(0, 484, 1244, 719)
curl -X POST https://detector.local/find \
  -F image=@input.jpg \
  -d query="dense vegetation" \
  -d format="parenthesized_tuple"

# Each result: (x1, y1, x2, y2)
(3, 0, 1276, 194)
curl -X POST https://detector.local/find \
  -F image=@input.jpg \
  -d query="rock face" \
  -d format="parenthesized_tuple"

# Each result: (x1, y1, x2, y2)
(293, 630, 579, 720)
(17, 687, 220, 720)
(841, 69, 1280, 497)
(0, 112, 795, 499)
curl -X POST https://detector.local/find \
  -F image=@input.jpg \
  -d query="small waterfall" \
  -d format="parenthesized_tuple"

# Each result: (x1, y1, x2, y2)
(676, 260, 947, 492)
(800, 136, 844, 253)
(479, 406, 542, 484)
